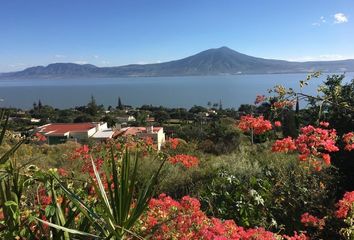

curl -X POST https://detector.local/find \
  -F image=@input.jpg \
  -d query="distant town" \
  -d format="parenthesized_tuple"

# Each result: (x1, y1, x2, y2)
(5, 96, 254, 151)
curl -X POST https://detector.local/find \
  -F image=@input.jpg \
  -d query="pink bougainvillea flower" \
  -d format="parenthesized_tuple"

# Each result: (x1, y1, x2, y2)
(274, 121, 282, 127)
(238, 115, 272, 135)
(343, 132, 354, 151)
(254, 95, 266, 105)
(300, 212, 325, 229)
(336, 191, 354, 218)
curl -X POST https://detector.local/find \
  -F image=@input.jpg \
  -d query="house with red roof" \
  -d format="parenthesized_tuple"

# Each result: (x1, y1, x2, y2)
(36, 122, 114, 144)
(113, 126, 166, 150)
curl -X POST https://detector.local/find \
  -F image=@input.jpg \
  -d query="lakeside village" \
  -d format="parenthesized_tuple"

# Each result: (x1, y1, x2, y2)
(6, 96, 246, 150)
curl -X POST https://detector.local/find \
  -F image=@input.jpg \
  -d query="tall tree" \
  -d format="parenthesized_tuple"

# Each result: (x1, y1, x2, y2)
(87, 95, 98, 116)
(207, 101, 212, 109)
(38, 99, 42, 112)
(219, 100, 223, 111)
(117, 97, 123, 110)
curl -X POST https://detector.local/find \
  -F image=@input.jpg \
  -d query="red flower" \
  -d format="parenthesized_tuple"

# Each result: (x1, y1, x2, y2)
(272, 137, 296, 153)
(319, 121, 329, 128)
(343, 132, 354, 151)
(145, 137, 154, 146)
(168, 154, 199, 168)
(141, 194, 307, 240)
(37, 188, 52, 208)
(254, 95, 266, 105)
(272, 124, 339, 170)
(238, 115, 273, 135)
(336, 191, 354, 218)
(300, 212, 325, 229)
(274, 121, 282, 127)
(58, 168, 68, 176)
(321, 153, 331, 165)
(168, 138, 180, 149)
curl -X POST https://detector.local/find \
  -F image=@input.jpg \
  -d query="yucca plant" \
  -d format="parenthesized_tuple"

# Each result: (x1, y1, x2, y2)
(0, 108, 35, 238)
(37, 147, 167, 239)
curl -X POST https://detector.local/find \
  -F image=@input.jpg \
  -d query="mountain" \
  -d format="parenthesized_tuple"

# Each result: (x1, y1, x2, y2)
(1, 47, 354, 79)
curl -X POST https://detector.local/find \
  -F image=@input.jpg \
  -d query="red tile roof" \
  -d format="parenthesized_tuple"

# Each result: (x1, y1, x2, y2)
(38, 123, 96, 136)
(113, 127, 162, 138)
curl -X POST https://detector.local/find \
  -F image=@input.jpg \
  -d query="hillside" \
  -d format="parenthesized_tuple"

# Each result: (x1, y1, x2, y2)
(1, 47, 354, 79)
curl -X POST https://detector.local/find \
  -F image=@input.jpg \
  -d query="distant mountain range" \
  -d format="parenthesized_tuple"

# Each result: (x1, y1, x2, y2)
(1, 47, 354, 79)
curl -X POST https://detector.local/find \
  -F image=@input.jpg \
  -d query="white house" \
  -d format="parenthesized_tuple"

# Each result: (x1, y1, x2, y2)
(113, 126, 166, 150)
(36, 122, 114, 144)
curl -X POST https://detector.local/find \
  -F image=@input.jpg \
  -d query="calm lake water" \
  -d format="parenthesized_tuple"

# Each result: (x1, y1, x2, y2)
(0, 73, 353, 109)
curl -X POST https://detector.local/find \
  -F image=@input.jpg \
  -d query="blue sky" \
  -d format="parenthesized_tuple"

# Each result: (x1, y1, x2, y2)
(0, 0, 353, 72)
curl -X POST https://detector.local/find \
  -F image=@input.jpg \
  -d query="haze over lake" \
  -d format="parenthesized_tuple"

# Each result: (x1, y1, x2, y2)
(1, 73, 353, 109)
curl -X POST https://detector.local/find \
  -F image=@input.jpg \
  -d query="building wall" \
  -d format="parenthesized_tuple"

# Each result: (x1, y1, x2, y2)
(137, 128, 166, 150)
(87, 127, 97, 138)
(70, 131, 90, 139)
(48, 136, 68, 145)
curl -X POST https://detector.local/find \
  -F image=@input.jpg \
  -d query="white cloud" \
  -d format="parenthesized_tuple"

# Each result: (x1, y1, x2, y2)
(101, 60, 110, 65)
(93, 55, 99, 59)
(312, 16, 326, 26)
(54, 54, 66, 58)
(73, 61, 88, 64)
(287, 54, 353, 62)
(135, 60, 162, 65)
(334, 13, 348, 24)
(8, 63, 28, 68)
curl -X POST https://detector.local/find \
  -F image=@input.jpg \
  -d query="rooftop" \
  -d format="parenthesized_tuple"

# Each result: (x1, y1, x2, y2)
(92, 129, 114, 139)
(113, 126, 162, 137)
(38, 123, 96, 136)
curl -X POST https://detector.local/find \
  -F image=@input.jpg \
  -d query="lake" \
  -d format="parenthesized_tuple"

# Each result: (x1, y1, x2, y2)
(0, 73, 353, 109)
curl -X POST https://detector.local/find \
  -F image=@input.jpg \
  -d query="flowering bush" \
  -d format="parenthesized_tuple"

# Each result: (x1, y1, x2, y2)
(336, 191, 354, 219)
(238, 115, 272, 144)
(343, 132, 354, 151)
(300, 213, 325, 229)
(168, 154, 199, 168)
(272, 137, 297, 153)
(238, 115, 273, 135)
(272, 124, 339, 170)
(168, 137, 180, 150)
(137, 193, 308, 240)
(335, 191, 354, 239)
(255, 95, 266, 105)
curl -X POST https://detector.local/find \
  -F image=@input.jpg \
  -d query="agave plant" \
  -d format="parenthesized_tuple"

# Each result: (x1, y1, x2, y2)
(0, 108, 36, 238)
(37, 147, 166, 239)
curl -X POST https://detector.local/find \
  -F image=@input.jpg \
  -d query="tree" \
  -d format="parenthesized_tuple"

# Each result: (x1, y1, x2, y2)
(38, 99, 42, 111)
(154, 110, 170, 124)
(117, 97, 123, 110)
(87, 95, 98, 116)
(238, 104, 256, 114)
(207, 101, 212, 109)
(74, 115, 93, 123)
(219, 100, 223, 111)
(282, 109, 298, 138)
(189, 105, 207, 114)
(33, 102, 37, 111)
(101, 115, 116, 127)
